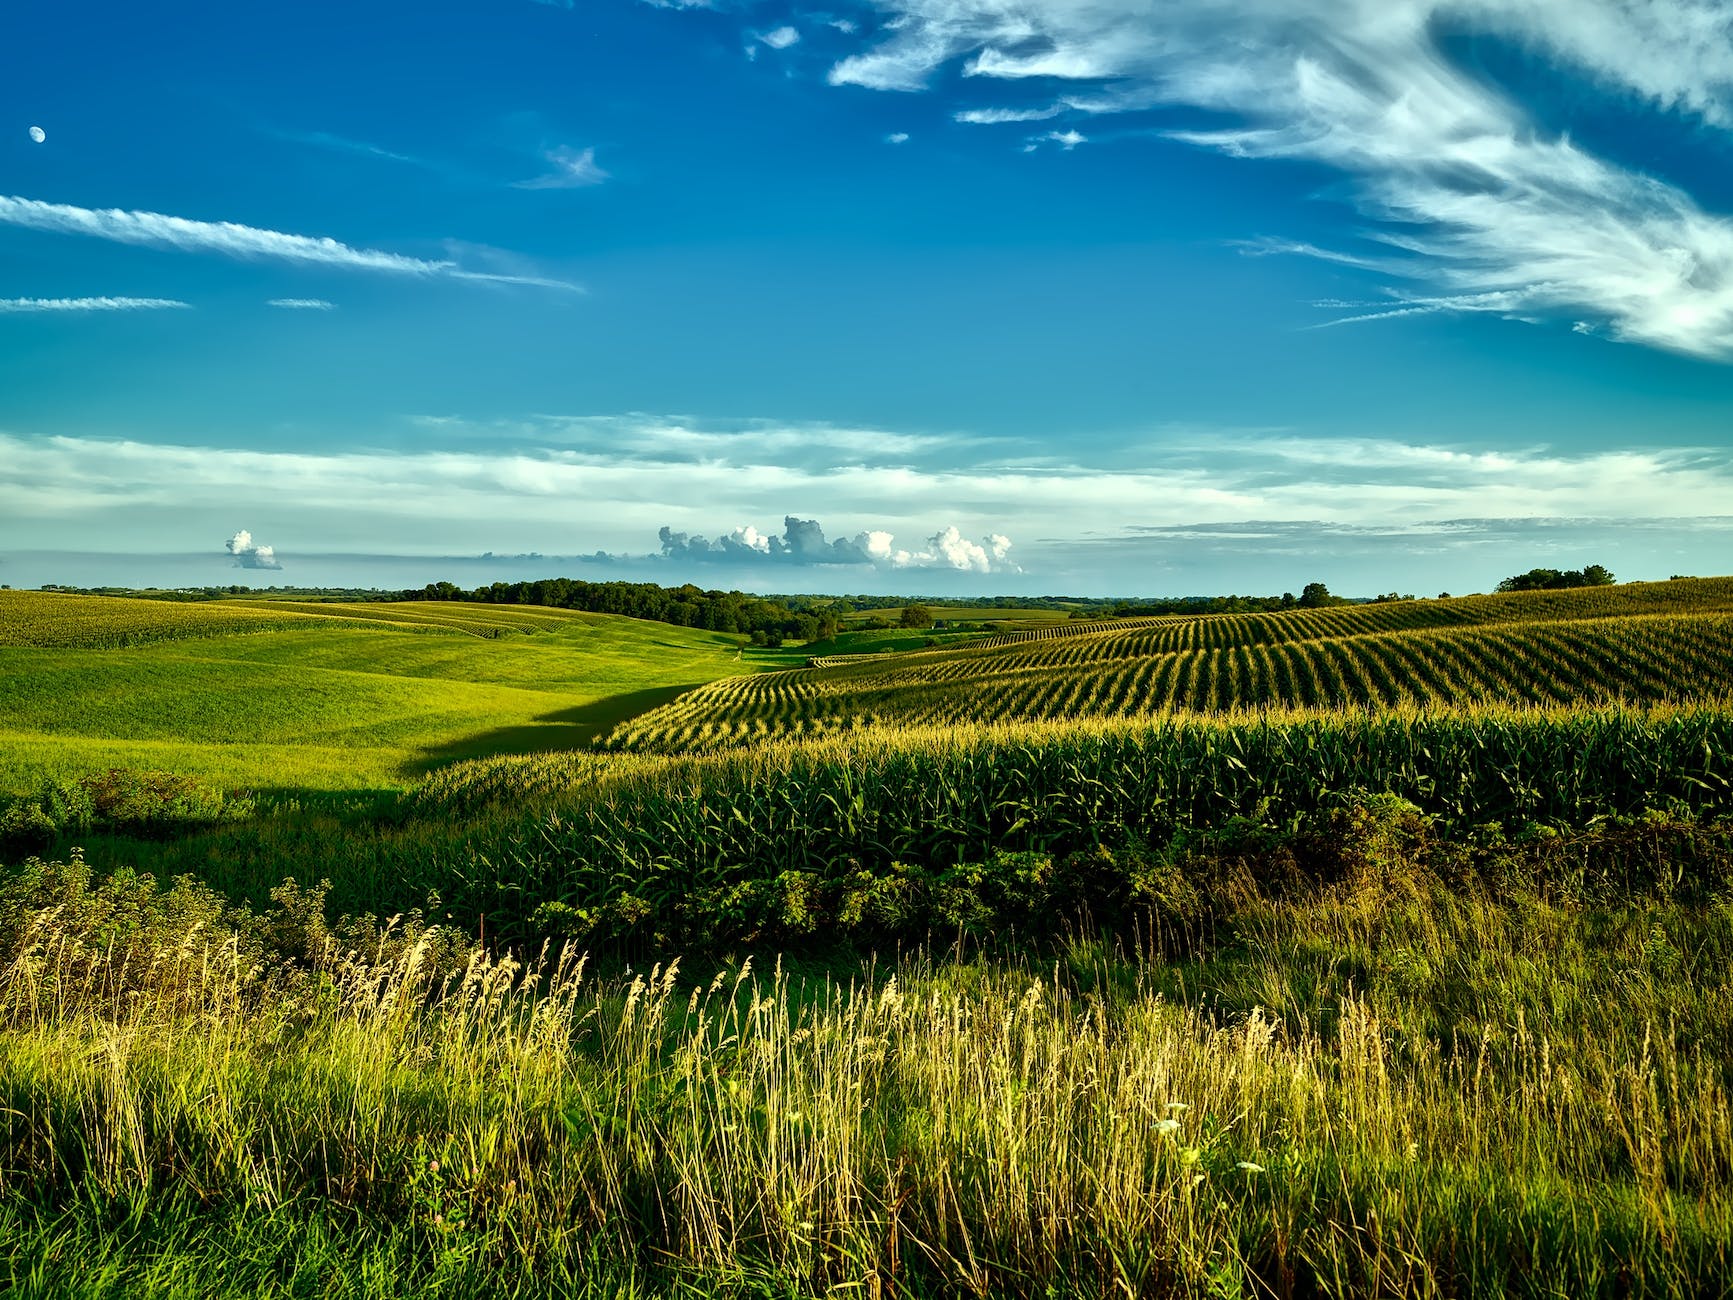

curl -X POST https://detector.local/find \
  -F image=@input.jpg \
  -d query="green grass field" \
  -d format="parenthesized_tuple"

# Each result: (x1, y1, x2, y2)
(0, 592, 760, 792)
(5, 580, 1733, 1296)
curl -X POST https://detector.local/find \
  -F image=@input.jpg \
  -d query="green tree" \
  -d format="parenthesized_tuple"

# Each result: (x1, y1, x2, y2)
(1298, 582, 1332, 608)
(1496, 565, 1614, 593)
(899, 603, 935, 629)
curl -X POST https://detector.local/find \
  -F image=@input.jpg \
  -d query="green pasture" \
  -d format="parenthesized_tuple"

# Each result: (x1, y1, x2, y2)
(0, 594, 755, 793)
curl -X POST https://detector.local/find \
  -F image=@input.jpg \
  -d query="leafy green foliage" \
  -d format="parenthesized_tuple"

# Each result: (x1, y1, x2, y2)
(1498, 563, 1617, 591)
(121, 707, 1718, 952)
(0, 769, 252, 854)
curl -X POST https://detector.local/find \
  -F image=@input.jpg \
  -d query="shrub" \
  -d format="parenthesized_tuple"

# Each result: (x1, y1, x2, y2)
(0, 769, 254, 856)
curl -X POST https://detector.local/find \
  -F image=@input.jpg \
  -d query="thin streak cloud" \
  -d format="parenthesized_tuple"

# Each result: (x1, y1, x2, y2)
(0, 195, 449, 274)
(274, 129, 425, 168)
(954, 106, 1065, 124)
(0, 296, 191, 313)
(0, 195, 580, 290)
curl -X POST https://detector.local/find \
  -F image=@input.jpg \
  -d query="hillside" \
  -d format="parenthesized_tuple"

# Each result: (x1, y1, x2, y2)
(611, 578, 1733, 750)
(0, 592, 761, 792)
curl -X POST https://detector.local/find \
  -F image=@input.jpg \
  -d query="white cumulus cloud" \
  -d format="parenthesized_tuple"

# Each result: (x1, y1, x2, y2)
(655, 515, 1019, 571)
(224, 528, 282, 570)
(887, 525, 1017, 572)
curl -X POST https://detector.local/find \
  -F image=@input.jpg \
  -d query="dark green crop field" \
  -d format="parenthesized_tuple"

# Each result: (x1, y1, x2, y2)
(3, 580, 1733, 1298)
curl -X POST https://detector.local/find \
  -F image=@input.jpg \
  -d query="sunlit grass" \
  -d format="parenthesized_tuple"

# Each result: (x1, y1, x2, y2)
(0, 597, 762, 794)
(1, 851, 1729, 1296)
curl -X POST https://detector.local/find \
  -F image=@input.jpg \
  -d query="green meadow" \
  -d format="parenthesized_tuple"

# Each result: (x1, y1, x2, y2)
(3, 580, 1733, 1296)
(0, 591, 765, 792)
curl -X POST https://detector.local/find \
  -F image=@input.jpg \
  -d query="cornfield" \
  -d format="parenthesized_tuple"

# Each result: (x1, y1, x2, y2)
(614, 581, 1733, 751)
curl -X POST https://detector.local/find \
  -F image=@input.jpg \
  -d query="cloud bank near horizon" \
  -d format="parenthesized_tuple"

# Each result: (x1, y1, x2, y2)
(2, 407, 1725, 593)
(654, 516, 1017, 572)
(6, 417, 1733, 555)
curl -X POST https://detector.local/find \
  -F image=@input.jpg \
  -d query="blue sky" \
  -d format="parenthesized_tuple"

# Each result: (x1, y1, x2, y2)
(4, 0, 1733, 595)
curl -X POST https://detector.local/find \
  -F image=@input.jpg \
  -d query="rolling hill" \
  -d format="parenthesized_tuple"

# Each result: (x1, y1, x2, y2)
(610, 578, 1733, 750)
(0, 591, 762, 792)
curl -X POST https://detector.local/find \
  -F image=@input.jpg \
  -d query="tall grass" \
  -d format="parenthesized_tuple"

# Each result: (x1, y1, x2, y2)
(1, 845, 1730, 1296)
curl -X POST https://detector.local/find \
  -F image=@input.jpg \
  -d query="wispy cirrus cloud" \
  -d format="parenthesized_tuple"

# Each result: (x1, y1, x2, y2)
(817, 0, 1733, 360)
(270, 127, 484, 185)
(0, 195, 579, 290)
(513, 145, 610, 190)
(755, 25, 801, 49)
(0, 195, 445, 274)
(266, 298, 335, 310)
(954, 105, 1065, 125)
(273, 129, 426, 168)
(0, 296, 190, 313)
(1027, 129, 1087, 152)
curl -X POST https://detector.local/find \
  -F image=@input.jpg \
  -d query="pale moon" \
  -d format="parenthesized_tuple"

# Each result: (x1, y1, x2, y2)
(28, 126, 45, 144)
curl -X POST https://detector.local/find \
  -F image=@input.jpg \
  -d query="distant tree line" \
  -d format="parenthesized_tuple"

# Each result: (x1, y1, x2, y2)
(1082, 581, 1352, 619)
(408, 579, 843, 644)
(1495, 565, 1614, 593)
(790, 593, 1074, 613)
(38, 565, 1627, 640)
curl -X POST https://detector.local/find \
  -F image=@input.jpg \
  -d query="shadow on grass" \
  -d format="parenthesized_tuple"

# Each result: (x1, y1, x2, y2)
(406, 683, 702, 773)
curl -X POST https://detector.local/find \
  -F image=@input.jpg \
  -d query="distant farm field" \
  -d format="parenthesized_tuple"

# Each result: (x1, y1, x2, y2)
(0, 591, 758, 792)
(615, 578, 1733, 750)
